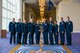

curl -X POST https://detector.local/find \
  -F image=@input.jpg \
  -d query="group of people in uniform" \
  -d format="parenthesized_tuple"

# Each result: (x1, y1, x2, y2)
(9, 16, 73, 45)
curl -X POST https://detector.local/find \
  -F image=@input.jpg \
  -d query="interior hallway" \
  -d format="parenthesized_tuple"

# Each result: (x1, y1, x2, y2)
(0, 0, 80, 53)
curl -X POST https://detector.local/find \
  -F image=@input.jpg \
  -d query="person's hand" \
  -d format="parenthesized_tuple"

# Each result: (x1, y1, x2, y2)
(22, 33, 24, 34)
(9, 32, 11, 34)
(42, 30, 44, 32)
(28, 32, 30, 34)
(56, 33, 57, 35)
(38, 30, 40, 31)
(16, 32, 17, 33)
(50, 31, 52, 33)
(62, 31, 63, 33)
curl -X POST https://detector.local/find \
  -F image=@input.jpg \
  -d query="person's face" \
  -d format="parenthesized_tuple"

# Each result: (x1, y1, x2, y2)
(67, 16, 70, 21)
(61, 17, 63, 21)
(44, 19, 46, 23)
(30, 19, 33, 23)
(54, 21, 57, 24)
(13, 18, 15, 22)
(49, 18, 52, 22)
(37, 20, 39, 24)
(24, 19, 26, 23)
(18, 19, 21, 22)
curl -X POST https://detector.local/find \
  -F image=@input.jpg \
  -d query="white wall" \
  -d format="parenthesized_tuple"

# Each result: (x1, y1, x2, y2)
(0, 0, 2, 37)
(56, 1, 80, 32)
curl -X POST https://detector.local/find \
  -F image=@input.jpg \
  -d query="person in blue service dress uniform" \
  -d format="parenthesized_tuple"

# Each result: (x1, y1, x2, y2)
(66, 16, 73, 45)
(35, 20, 41, 44)
(9, 18, 16, 44)
(48, 17, 54, 45)
(22, 20, 28, 45)
(28, 19, 35, 44)
(16, 18, 22, 44)
(42, 18, 49, 45)
(59, 17, 66, 45)
(54, 20, 58, 45)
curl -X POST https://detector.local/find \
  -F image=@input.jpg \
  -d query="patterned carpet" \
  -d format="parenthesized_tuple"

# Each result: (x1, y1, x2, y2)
(15, 45, 67, 53)
(67, 33, 80, 53)
(0, 38, 17, 53)
(0, 33, 17, 53)
(0, 33, 80, 53)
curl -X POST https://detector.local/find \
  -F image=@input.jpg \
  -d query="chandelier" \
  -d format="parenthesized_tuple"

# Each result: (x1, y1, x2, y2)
(39, 0, 45, 18)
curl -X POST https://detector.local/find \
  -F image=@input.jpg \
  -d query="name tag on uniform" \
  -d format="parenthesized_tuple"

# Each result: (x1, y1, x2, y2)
(52, 23, 53, 25)
(11, 24, 12, 25)
(45, 24, 47, 25)
(30, 25, 32, 26)
(15, 25, 17, 27)
(69, 23, 70, 25)
(36, 25, 37, 26)
(62, 23, 63, 25)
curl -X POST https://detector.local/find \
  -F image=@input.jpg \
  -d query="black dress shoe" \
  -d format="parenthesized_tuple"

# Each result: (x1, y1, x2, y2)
(55, 43, 58, 45)
(10, 43, 12, 45)
(50, 43, 54, 45)
(66, 44, 71, 45)
(60, 43, 64, 45)
(14, 42, 16, 44)
(25, 43, 27, 44)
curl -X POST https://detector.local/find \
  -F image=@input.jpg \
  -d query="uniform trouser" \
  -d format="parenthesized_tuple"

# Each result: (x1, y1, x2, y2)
(35, 32, 40, 44)
(10, 32, 16, 44)
(49, 32, 54, 45)
(60, 32, 65, 45)
(54, 33, 58, 45)
(17, 33, 22, 44)
(43, 31, 48, 44)
(29, 32, 34, 44)
(22, 33, 27, 45)
(66, 32, 72, 45)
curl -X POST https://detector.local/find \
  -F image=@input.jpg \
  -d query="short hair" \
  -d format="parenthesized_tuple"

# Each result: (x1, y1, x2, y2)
(54, 20, 57, 22)
(61, 17, 63, 19)
(67, 16, 70, 18)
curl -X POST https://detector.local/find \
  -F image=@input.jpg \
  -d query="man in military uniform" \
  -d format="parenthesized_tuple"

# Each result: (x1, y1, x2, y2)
(22, 20, 28, 45)
(16, 18, 22, 44)
(48, 17, 54, 45)
(66, 16, 73, 45)
(54, 20, 58, 45)
(42, 18, 49, 45)
(28, 19, 35, 44)
(9, 18, 16, 44)
(35, 20, 41, 44)
(59, 17, 66, 45)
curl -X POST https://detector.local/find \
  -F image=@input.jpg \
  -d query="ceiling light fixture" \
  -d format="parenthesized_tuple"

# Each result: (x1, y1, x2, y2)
(39, 0, 45, 18)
